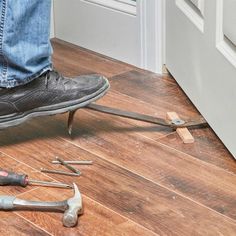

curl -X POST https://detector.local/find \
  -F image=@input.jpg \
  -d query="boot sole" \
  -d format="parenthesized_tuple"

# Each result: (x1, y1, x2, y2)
(0, 79, 110, 129)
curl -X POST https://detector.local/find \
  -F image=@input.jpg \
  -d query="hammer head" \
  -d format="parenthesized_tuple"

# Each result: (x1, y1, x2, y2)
(63, 183, 83, 227)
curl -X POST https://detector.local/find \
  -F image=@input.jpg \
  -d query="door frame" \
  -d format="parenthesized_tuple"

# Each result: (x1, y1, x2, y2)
(52, 0, 166, 74)
(139, 0, 166, 73)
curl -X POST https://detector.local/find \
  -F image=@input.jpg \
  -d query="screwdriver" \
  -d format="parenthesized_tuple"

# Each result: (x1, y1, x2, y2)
(0, 169, 72, 189)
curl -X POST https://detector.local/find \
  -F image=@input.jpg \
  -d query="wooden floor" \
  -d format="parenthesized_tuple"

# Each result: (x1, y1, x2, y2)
(0, 39, 236, 236)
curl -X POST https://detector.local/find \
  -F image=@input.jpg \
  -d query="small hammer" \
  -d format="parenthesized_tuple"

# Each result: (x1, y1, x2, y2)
(0, 183, 83, 227)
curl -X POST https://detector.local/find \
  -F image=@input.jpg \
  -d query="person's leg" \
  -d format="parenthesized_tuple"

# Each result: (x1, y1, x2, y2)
(0, 0, 109, 128)
(0, 0, 52, 88)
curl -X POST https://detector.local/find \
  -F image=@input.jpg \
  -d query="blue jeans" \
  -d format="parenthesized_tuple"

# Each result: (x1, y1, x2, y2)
(0, 0, 52, 88)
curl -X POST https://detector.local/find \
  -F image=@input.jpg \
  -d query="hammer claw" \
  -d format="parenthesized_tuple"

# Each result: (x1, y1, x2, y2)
(63, 183, 83, 227)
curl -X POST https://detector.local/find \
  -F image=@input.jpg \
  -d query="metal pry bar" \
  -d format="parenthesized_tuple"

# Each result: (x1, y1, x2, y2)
(68, 110, 76, 135)
(67, 103, 208, 135)
(85, 103, 208, 129)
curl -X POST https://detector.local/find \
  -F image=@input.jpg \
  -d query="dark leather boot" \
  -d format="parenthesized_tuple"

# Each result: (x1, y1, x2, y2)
(0, 70, 110, 128)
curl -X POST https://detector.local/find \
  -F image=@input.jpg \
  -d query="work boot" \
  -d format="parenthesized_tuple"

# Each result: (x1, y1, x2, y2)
(0, 70, 110, 128)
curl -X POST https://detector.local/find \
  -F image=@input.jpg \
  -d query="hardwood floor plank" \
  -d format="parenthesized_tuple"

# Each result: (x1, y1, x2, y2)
(94, 89, 172, 140)
(60, 110, 236, 220)
(106, 70, 236, 173)
(108, 70, 199, 119)
(158, 128, 236, 174)
(53, 58, 94, 78)
(1, 40, 235, 235)
(0, 212, 51, 236)
(52, 39, 133, 78)
(1, 122, 236, 235)
(19, 109, 236, 222)
(52, 43, 234, 176)
(16, 187, 157, 236)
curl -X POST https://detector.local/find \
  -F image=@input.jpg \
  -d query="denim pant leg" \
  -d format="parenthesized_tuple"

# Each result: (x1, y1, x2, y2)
(0, 0, 52, 88)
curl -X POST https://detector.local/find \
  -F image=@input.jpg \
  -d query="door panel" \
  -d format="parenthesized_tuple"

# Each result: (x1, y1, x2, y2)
(190, 0, 199, 6)
(190, 0, 204, 14)
(166, 0, 236, 157)
(223, 0, 236, 45)
(217, 0, 236, 68)
(175, 0, 204, 32)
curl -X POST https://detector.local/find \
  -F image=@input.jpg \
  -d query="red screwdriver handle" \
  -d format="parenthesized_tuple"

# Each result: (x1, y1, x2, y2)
(0, 169, 28, 187)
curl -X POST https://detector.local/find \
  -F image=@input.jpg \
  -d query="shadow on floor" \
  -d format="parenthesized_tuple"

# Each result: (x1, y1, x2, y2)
(0, 113, 172, 147)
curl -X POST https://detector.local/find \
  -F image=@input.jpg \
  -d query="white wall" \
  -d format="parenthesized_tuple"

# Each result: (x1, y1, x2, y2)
(52, 0, 165, 73)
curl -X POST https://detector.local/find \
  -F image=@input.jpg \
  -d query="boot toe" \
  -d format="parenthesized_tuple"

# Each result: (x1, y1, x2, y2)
(73, 74, 109, 94)
(75, 74, 108, 88)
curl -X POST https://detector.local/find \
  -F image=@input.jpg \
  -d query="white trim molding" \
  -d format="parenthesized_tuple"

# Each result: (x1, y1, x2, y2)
(139, 0, 165, 73)
(82, 0, 137, 16)
(216, 0, 236, 69)
(176, 0, 204, 33)
(190, 0, 204, 15)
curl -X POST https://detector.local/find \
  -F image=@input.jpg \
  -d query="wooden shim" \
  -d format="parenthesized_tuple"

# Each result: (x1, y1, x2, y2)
(166, 112, 195, 144)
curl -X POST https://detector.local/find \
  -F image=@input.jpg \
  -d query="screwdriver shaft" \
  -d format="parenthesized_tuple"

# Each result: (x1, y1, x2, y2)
(28, 179, 72, 188)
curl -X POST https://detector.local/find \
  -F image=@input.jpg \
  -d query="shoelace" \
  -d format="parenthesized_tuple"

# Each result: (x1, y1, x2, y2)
(45, 70, 61, 88)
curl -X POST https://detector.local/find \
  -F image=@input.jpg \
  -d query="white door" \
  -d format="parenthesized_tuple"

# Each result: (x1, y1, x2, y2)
(166, 0, 236, 157)
(53, 0, 164, 73)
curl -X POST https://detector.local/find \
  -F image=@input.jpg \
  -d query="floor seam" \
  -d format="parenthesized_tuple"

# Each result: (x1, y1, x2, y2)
(83, 109, 236, 178)
(15, 212, 53, 236)
(107, 69, 134, 79)
(16, 186, 41, 197)
(0, 151, 65, 186)
(151, 135, 236, 177)
(84, 194, 160, 236)
(61, 136, 236, 226)
(1, 148, 160, 235)
(0, 148, 159, 234)
(53, 39, 136, 71)
(54, 53, 132, 79)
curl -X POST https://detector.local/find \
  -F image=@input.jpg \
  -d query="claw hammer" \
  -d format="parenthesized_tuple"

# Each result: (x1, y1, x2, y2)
(0, 183, 83, 227)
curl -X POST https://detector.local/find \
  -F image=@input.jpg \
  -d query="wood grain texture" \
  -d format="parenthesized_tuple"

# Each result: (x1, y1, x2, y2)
(52, 39, 133, 78)
(17, 187, 157, 236)
(106, 70, 236, 173)
(0, 212, 50, 236)
(55, 110, 236, 221)
(158, 128, 236, 174)
(0, 40, 235, 235)
(93, 90, 172, 140)
(1, 121, 236, 235)
(0, 153, 54, 196)
(108, 70, 200, 119)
